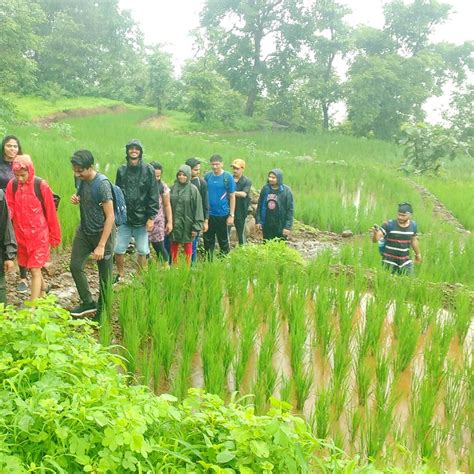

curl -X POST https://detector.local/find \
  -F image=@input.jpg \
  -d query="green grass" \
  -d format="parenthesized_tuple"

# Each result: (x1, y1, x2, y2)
(7, 94, 133, 121)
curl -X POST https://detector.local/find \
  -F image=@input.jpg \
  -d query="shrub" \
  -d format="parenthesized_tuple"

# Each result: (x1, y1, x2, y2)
(0, 298, 320, 472)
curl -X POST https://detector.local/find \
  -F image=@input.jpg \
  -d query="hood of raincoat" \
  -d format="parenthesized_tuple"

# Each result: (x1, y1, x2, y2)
(268, 168, 283, 186)
(125, 139, 144, 164)
(176, 164, 191, 184)
(12, 155, 35, 184)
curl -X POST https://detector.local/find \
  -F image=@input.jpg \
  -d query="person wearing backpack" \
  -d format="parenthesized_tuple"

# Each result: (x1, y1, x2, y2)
(69, 150, 115, 318)
(256, 169, 294, 242)
(185, 157, 209, 263)
(5, 155, 61, 301)
(203, 154, 236, 260)
(371, 202, 422, 276)
(114, 140, 159, 282)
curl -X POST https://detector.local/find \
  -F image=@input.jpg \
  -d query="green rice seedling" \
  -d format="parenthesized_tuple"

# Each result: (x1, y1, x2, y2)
(313, 284, 333, 357)
(375, 350, 391, 409)
(410, 372, 439, 460)
(424, 317, 455, 385)
(294, 367, 313, 411)
(332, 333, 352, 393)
(443, 361, 466, 437)
(279, 375, 292, 404)
(98, 279, 114, 347)
(349, 408, 363, 445)
(393, 301, 421, 375)
(331, 377, 348, 421)
(234, 306, 258, 391)
(311, 387, 331, 439)
(357, 297, 387, 359)
(356, 354, 372, 407)
(451, 289, 472, 345)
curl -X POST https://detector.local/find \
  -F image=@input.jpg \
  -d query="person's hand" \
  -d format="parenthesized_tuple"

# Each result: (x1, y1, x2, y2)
(203, 220, 209, 233)
(256, 223, 262, 232)
(414, 253, 422, 264)
(3, 260, 14, 272)
(146, 219, 154, 232)
(70, 194, 80, 205)
(191, 231, 197, 238)
(282, 228, 290, 237)
(226, 215, 234, 226)
(165, 222, 173, 235)
(92, 244, 105, 260)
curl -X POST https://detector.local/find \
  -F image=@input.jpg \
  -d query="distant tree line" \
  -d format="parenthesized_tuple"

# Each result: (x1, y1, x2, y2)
(1, 0, 472, 146)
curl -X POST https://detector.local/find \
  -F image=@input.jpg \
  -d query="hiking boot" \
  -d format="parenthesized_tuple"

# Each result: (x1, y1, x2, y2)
(17, 280, 28, 293)
(70, 302, 97, 317)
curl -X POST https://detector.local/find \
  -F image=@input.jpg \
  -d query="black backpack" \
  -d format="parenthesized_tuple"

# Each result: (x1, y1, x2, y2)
(13, 177, 61, 212)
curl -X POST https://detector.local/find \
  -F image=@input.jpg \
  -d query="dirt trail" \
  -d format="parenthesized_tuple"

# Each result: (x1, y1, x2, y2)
(34, 104, 129, 126)
(409, 180, 470, 234)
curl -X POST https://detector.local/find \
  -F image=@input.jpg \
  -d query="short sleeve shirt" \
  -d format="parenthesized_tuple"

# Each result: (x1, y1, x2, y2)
(78, 175, 113, 235)
(205, 171, 236, 217)
(234, 176, 252, 220)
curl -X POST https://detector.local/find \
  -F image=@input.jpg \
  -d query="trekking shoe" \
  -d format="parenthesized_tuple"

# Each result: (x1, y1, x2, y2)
(70, 302, 97, 317)
(17, 280, 28, 293)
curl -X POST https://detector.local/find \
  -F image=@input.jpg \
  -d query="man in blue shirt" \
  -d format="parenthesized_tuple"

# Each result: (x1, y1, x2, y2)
(204, 155, 236, 260)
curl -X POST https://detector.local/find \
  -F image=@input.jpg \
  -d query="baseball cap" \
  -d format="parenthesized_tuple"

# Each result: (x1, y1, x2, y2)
(231, 159, 246, 169)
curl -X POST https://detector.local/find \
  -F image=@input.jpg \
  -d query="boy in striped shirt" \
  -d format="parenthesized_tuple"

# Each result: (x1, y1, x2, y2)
(372, 202, 422, 275)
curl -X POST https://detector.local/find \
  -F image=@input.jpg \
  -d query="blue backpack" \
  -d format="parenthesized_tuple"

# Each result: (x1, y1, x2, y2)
(378, 219, 417, 255)
(80, 174, 127, 226)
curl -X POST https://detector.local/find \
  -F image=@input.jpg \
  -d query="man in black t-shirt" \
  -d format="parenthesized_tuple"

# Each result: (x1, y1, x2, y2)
(69, 150, 115, 318)
(231, 159, 252, 245)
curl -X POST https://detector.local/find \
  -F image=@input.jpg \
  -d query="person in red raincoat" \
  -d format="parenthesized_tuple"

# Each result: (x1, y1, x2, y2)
(6, 155, 61, 300)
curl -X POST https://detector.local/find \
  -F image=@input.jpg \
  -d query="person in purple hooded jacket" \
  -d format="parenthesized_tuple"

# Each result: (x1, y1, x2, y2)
(256, 168, 294, 241)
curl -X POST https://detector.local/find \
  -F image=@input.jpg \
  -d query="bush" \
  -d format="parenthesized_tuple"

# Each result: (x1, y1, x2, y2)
(0, 298, 321, 472)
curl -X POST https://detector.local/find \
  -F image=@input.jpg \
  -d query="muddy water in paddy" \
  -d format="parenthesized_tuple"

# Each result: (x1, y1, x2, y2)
(143, 288, 472, 471)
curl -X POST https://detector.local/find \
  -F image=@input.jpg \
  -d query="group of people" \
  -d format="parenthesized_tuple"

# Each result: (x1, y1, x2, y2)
(0, 136, 295, 320)
(1, 134, 422, 320)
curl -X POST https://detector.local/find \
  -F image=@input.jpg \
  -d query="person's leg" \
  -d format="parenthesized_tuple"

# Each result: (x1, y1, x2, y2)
(114, 224, 132, 278)
(183, 242, 193, 265)
(151, 241, 169, 263)
(0, 269, 6, 304)
(234, 217, 246, 245)
(30, 267, 43, 300)
(133, 225, 150, 271)
(191, 232, 200, 263)
(203, 216, 217, 261)
(70, 227, 95, 305)
(215, 216, 230, 255)
(170, 241, 179, 264)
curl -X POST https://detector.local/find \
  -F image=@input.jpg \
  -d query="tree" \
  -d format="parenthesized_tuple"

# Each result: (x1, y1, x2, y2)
(200, 0, 304, 117)
(181, 59, 244, 125)
(0, 0, 44, 93)
(346, 0, 458, 140)
(147, 46, 174, 115)
(301, 0, 352, 129)
(399, 122, 458, 175)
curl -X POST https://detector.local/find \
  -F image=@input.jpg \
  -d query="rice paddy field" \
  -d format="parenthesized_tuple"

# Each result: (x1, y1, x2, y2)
(6, 104, 473, 471)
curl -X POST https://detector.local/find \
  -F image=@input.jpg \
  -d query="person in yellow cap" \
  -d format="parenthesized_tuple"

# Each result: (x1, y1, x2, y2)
(231, 159, 252, 245)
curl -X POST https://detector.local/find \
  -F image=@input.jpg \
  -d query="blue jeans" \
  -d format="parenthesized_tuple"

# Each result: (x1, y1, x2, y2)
(114, 224, 150, 256)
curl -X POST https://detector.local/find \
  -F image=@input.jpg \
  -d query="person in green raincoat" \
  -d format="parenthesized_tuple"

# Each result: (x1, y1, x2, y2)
(169, 165, 203, 264)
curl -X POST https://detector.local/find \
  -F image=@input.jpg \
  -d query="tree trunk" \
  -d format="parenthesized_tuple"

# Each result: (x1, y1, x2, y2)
(245, 88, 258, 117)
(322, 102, 329, 130)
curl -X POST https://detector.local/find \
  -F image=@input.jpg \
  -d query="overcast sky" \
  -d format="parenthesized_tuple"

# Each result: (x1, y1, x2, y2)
(120, 0, 473, 66)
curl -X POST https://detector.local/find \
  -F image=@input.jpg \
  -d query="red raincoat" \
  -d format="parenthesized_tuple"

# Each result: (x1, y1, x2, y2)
(5, 155, 61, 268)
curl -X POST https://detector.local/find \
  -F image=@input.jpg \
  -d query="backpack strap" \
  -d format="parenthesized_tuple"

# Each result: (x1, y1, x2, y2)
(13, 177, 46, 214)
(90, 174, 109, 204)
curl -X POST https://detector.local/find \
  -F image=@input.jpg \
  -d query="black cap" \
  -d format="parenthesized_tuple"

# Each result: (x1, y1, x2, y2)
(185, 158, 201, 168)
(398, 202, 413, 214)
